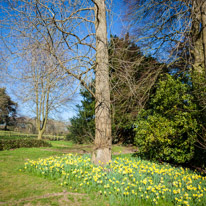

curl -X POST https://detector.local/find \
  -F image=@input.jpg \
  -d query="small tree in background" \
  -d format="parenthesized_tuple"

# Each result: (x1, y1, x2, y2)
(134, 74, 200, 164)
(0, 88, 17, 130)
(9, 43, 75, 140)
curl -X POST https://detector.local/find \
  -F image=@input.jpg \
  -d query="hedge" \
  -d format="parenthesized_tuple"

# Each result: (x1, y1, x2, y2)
(0, 139, 52, 151)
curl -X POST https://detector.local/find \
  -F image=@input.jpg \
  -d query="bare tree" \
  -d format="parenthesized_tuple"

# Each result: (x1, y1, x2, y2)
(124, 0, 206, 75)
(10, 43, 75, 139)
(109, 34, 167, 143)
(1, 0, 112, 164)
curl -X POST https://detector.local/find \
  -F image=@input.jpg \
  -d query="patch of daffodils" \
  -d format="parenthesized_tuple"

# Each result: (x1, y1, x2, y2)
(23, 154, 206, 205)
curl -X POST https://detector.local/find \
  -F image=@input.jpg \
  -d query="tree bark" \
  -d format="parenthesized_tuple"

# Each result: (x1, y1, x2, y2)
(36, 118, 47, 140)
(192, 0, 205, 74)
(201, 1, 206, 72)
(92, 0, 112, 165)
(37, 129, 44, 140)
(191, 0, 206, 111)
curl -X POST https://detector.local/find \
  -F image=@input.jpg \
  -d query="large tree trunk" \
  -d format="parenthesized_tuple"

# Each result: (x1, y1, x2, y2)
(192, 0, 205, 74)
(92, 0, 112, 165)
(191, 1, 206, 109)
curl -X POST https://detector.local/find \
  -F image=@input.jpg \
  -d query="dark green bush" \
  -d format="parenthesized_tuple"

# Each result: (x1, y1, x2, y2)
(134, 74, 200, 164)
(0, 139, 52, 150)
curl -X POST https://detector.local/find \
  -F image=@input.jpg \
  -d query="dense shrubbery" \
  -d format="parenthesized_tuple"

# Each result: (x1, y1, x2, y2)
(134, 74, 200, 164)
(0, 139, 51, 150)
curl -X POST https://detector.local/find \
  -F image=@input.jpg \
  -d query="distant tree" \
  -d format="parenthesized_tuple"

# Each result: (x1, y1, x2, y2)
(13, 43, 75, 140)
(67, 87, 95, 144)
(0, 88, 17, 130)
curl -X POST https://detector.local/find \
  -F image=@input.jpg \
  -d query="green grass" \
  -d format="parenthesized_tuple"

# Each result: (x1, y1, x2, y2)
(111, 145, 125, 154)
(0, 130, 126, 153)
(48, 140, 75, 148)
(0, 146, 110, 206)
(48, 140, 125, 154)
(0, 135, 127, 205)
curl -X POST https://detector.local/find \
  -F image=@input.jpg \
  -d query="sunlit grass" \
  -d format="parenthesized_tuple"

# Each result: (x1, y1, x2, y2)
(0, 148, 64, 202)
(0, 147, 109, 206)
(48, 140, 75, 147)
(23, 154, 206, 206)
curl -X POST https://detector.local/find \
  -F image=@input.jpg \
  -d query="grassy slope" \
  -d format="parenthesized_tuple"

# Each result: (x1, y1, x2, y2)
(0, 140, 125, 206)
(0, 149, 62, 203)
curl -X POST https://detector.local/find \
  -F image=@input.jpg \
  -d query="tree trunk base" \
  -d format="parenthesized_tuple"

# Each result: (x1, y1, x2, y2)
(92, 147, 112, 165)
(37, 132, 43, 140)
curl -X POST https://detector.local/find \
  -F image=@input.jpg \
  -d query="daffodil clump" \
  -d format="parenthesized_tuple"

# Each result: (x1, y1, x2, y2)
(23, 154, 206, 206)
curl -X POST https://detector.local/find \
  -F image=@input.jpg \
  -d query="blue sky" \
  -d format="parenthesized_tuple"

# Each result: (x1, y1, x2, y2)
(1, 0, 183, 122)
(0, 0, 125, 123)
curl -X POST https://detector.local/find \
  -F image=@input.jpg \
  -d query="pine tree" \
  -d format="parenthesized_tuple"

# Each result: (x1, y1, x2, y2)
(67, 87, 95, 144)
(0, 88, 17, 130)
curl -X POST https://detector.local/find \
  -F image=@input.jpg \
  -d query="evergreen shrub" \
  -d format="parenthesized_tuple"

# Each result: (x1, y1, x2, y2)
(134, 74, 199, 163)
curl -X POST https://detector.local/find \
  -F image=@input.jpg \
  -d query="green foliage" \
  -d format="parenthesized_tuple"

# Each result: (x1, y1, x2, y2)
(134, 74, 199, 163)
(0, 88, 17, 130)
(0, 130, 37, 139)
(66, 88, 95, 144)
(0, 139, 51, 150)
